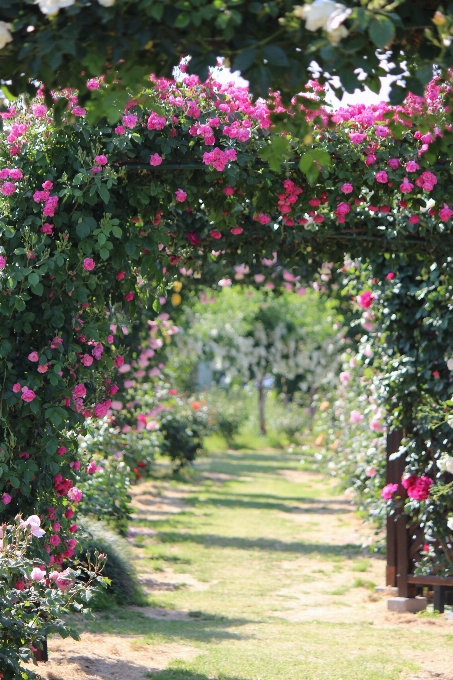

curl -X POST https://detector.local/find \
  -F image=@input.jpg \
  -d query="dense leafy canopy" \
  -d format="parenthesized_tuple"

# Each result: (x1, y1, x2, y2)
(0, 1, 450, 120)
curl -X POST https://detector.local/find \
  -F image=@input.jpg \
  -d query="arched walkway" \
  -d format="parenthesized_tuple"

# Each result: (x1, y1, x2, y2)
(35, 445, 453, 680)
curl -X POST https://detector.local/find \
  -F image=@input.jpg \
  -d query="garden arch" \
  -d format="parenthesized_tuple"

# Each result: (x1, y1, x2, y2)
(1, 74, 453, 599)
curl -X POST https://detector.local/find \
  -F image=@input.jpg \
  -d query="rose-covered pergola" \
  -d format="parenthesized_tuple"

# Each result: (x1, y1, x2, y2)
(1, 72, 453, 594)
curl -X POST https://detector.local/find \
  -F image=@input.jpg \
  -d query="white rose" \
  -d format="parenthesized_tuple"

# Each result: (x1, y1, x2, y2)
(448, 517, 453, 531)
(98, 0, 116, 5)
(447, 358, 453, 370)
(35, 0, 75, 14)
(294, 0, 351, 43)
(0, 22, 13, 51)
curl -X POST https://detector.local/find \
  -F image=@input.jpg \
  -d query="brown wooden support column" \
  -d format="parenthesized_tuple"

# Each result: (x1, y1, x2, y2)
(386, 429, 405, 588)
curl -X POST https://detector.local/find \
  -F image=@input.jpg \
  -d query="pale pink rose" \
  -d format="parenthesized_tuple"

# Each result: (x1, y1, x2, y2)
(28, 352, 39, 362)
(81, 354, 93, 367)
(111, 400, 123, 410)
(12, 383, 21, 393)
(369, 418, 383, 432)
(146, 420, 158, 431)
(349, 410, 363, 424)
(339, 371, 351, 385)
(67, 487, 82, 503)
(30, 567, 46, 581)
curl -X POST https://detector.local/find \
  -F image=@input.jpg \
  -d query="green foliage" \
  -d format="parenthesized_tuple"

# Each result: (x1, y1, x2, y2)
(76, 518, 145, 608)
(76, 455, 132, 534)
(0, 516, 106, 680)
(0, 0, 447, 123)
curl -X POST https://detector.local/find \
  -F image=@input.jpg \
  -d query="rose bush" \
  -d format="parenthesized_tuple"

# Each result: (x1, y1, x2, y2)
(0, 515, 106, 679)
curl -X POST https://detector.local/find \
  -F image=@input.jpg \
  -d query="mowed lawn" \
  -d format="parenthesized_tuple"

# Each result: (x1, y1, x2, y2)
(78, 445, 453, 680)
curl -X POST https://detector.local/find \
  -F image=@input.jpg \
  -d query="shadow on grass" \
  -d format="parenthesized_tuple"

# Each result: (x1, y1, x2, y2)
(81, 607, 252, 644)
(187, 494, 350, 514)
(157, 531, 362, 556)
(149, 672, 244, 680)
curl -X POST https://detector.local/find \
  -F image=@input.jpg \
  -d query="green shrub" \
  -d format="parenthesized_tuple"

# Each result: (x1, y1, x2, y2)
(76, 519, 146, 609)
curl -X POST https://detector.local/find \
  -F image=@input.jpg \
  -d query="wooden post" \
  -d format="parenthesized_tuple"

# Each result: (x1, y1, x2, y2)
(33, 638, 48, 662)
(386, 428, 405, 587)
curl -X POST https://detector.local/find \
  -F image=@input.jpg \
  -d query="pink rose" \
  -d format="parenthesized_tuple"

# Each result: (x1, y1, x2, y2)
(231, 227, 243, 235)
(67, 487, 83, 503)
(387, 158, 399, 169)
(28, 351, 39, 362)
(95, 155, 108, 165)
(87, 461, 98, 474)
(0, 256, 5, 269)
(125, 291, 134, 301)
(400, 177, 413, 193)
(375, 171, 388, 184)
(21, 389, 36, 402)
(81, 354, 93, 367)
(49, 534, 60, 546)
(55, 568, 74, 591)
(72, 384, 86, 399)
(114, 355, 124, 367)
(341, 183, 353, 194)
(116, 271, 125, 280)
(439, 204, 453, 222)
(115, 125, 125, 134)
(339, 371, 351, 385)
(149, 153, 162, 166)
(2, 493, 11, 505)
(357, 291, 374, 308)
(12, 383, 21, 393)
(83, 258, 95, 271)
(57, 446, 66, 455)
(406, 161, 419, 172)
(386, 272, 395, 280)
(381, 483, 399, 500)
(210, 230, 222, 239)
(349, 410, 363, 424)
(175, 189, 187, 202)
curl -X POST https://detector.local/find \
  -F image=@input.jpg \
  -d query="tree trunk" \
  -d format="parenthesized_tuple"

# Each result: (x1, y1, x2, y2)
(258, 379, 266, 435)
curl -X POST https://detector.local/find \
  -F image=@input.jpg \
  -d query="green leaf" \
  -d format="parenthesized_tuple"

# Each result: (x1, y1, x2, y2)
(76, 222, 91, 239)
(99, 248, 109, 260)
(28, 273, 39, 286)
(9, 476, 20, 488)
(97, 185, 110, 204)
(152, 299, 161, 312)
(260, 136, 290, 172)
(306, 163, 320, 185)
(232, 48, 256, 73)
(112, 225, 122, 238)
(262, 45, 289, 67)
(369, 15, 395, 49)
(299, 153, 313, 173)
(31, 283, 43, 296)
(15, 298, 25, 312)
(125, 240, 136, 256)
(311, 149, 331, 167)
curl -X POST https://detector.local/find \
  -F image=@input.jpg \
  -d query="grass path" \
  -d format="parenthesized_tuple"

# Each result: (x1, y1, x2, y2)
(40, 447, 453, 680)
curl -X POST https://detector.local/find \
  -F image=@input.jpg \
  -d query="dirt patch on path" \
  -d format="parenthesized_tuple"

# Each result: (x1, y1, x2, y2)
(28, 634, 199, 680)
